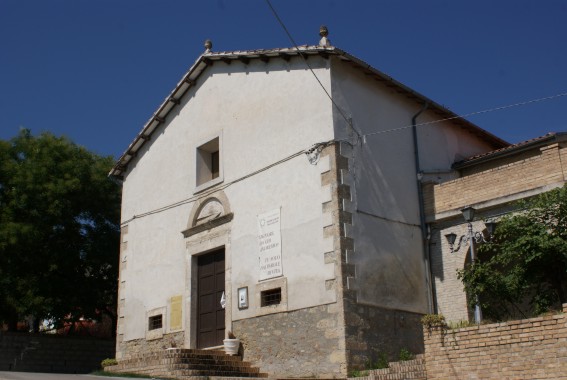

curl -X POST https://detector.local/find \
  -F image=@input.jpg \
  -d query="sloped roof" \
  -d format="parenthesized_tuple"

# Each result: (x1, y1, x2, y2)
(454, 132, 567, 169)
(110, 45, 509, 178)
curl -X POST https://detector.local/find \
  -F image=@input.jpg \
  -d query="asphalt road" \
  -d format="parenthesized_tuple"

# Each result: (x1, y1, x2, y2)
(0, 373, 153, 380)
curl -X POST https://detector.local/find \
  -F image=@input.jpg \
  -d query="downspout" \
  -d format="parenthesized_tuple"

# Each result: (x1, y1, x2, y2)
(411, 103, 436, 314)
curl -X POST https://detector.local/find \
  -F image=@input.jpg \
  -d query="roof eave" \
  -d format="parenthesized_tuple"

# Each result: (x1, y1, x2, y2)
(109, 53, 211, 178)
(453, 132, 567, 170)
(109, 44, 510, 178)
(333, 49, 509, 149)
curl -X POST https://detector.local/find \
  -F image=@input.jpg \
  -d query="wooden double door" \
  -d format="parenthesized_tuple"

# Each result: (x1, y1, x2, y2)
(197, 249, 225, 348)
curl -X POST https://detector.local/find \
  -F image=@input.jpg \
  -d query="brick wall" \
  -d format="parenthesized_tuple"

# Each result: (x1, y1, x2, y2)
(424, 304, 567, 379)
(424, 143, 566, 216)
(429, 219, 481, 322)
(0, 332, 115, 373)
(426, 141, 567, 323)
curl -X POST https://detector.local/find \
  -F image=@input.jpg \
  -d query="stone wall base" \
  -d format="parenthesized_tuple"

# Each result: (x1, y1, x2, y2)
(117, 331, 184, 359)
(233, 303, 344, 378)
(345, 304, 424, 369)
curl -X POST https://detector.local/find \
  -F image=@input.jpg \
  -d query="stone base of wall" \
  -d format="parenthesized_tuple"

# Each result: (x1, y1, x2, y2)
(117, 331, 184, 359)
(233, 303, 344, 378)
(346, 303, 424, 369)
(0, 332, 115, 373)
(424, 303, 567, 379)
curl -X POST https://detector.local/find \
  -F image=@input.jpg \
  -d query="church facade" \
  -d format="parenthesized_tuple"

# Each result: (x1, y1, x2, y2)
(110, 31, 508, 377)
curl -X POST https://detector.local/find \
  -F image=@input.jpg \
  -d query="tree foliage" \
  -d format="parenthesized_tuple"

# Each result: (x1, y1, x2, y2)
(0, 129, 120, 332)
(458, 185, 567, 320)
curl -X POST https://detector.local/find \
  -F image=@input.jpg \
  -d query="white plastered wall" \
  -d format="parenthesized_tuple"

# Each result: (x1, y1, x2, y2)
(119, 56, 336, 343)
(329, 57, 497, 314)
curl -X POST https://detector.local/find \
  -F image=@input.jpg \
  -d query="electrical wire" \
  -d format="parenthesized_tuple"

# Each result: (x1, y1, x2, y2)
(264, 0, 362, 143)
(119, 88, 567, 226)
(120, 144, 327, 226)
(263, 1, 567, 144)
(361, 92, 567, 139)
(120, 2, 567, 226)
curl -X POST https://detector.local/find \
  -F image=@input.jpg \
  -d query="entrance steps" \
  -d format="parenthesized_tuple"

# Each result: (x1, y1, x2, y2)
(349, 355, 427, 380)
(105, 348, 268, 379)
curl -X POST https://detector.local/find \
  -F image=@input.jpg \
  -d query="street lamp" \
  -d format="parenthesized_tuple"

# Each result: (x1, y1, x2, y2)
(445, 206, 496, 324)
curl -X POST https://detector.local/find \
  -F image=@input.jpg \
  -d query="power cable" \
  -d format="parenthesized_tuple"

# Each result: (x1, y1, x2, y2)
(263, 1, 566, 144)
(119, 86, 566, 225)
(120, 143, 328, 226)
(361, 92, 567, 139)
(264, 0, 361, 144)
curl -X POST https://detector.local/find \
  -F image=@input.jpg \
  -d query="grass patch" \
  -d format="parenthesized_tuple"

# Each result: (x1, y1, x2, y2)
(398, 348, 414, 361)
(348, 369, 369, 377)
(362, 352, 389, 370)
(100, 358, 118, 368)
(447, 319, 477, 329)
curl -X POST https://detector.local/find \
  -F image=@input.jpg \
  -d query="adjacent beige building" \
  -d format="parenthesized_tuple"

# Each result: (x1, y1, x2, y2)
(425, 133, 567, 322)
(110, 31, 518, 377)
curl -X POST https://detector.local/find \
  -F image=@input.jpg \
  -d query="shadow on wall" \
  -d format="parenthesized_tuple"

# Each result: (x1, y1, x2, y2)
(355, 213, 427, 313)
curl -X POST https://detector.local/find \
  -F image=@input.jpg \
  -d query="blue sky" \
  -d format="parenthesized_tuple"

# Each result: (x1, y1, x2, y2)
(1, 0, 566, 158)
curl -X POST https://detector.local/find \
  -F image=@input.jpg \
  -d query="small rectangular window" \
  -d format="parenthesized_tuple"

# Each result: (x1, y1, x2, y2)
(261, 288, 282, 307)
(148, 315, 162, 331)
(196, 137, 221, 188)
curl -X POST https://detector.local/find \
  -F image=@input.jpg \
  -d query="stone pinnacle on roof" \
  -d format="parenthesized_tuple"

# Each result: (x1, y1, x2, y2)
(319, 25, 331, 47)
(204, 39, 213, 53)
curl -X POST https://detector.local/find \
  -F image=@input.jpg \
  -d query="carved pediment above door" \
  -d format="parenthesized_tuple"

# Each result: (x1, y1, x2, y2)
(182, 190, 233, 238)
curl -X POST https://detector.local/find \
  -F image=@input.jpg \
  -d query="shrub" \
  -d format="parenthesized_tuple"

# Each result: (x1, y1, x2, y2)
(399, 348, 414, 361)
(101, 358, 118, 368)
(421, 314, 446, 328)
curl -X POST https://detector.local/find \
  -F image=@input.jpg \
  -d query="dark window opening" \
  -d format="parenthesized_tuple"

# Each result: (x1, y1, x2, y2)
(261, 288, 282, 307)
(211, 151, 219, 179)
(148, 315, 163, 330)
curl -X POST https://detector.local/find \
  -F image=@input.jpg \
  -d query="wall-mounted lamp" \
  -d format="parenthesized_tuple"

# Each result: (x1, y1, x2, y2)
(444, 206, 497, 324)
(445, 207, 497, 254)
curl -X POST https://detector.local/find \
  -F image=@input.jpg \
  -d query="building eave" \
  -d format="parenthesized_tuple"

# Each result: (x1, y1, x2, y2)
(453, 132, 567, 170)
(109, 44, 509, 178)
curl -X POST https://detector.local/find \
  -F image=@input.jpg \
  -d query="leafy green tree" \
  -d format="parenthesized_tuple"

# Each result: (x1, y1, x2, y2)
(458, 186, 567, 320)
(0, 129, 120, 333)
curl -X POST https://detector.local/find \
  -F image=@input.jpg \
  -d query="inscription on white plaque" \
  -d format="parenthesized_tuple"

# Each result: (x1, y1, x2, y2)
(257, 208, 283, 280)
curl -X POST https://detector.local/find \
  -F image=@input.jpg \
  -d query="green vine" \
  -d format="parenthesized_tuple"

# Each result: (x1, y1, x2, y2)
(421, 314, 447, 329)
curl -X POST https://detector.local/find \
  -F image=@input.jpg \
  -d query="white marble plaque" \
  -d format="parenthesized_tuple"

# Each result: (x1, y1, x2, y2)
(257, 208, 283, 280)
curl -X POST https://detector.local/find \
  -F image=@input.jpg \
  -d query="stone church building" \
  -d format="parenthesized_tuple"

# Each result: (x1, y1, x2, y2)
(109, 29, 559, 377)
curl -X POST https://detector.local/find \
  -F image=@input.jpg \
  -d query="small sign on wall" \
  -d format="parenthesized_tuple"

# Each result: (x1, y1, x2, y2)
(169, 295, 182, 330)
(257, 208, 283, 281)
(238, 287, 248, 309)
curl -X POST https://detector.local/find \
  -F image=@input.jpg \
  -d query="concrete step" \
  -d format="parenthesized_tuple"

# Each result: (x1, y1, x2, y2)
(108, 348, 268, 379)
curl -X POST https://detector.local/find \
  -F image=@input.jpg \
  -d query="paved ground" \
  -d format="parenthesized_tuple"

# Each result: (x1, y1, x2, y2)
(0, 373, 153, 380)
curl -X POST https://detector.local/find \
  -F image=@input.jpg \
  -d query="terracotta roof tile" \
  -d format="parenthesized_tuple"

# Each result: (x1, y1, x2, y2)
(454, 132, 567, 169)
